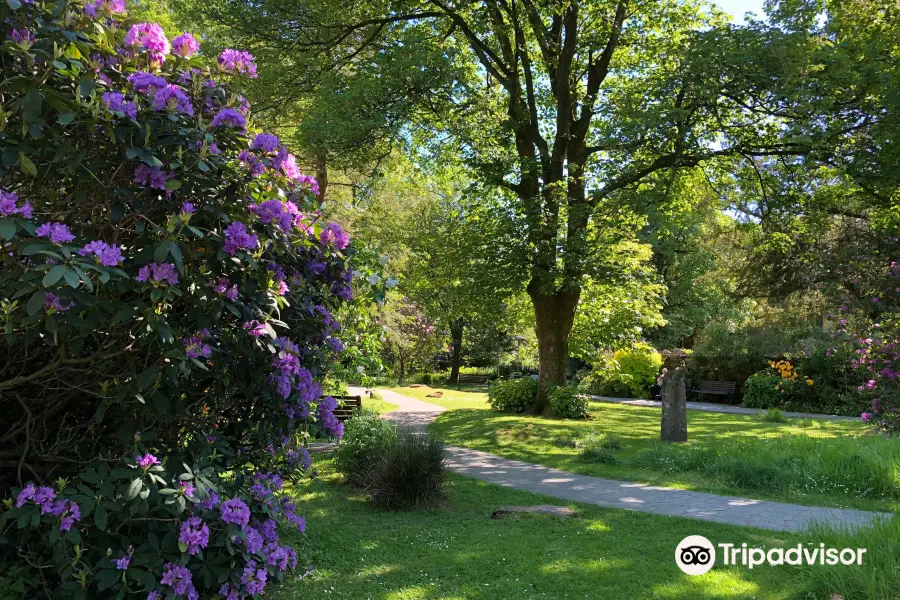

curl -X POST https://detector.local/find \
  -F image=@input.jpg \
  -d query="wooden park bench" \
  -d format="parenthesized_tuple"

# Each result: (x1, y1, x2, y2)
(331, 395, 362, 422)
(458, 373, 490, 385)
(690, 380, 736, 402)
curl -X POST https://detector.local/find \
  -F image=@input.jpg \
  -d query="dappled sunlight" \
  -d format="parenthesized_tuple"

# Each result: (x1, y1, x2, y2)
(651, 569, 772, 600)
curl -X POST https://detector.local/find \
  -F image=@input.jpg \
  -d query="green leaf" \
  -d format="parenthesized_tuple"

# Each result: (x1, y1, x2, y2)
(164, 179, 182, 191)
(18, 153, 37, 177)
(0, 218, 16, 240)
(94, 506, 107, 531)
(42, 265, 67, 287)
(123, 477, 142, 500)
(58, 112, 76, 125)
(63, 268, 80, 289)
(153, 240, 172, 264)
(53, 60, 68, 70)
(7, 0, 22, 9)
(78, 79, 97, 98)
(25, 290, 44, 315)
(66, 528, 81, 544)
(22, 87, 42, 123)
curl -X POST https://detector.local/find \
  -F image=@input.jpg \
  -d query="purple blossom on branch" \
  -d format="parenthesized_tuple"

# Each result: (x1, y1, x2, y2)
(135, 262, 179, 286)
(244, 320, 266, 337)
(250, 132, 280, 153)
(127, 71, 167, 94)
(35, 222, 75, 244)
(210, 107, 246, 128)
(114, 546, 133, 570)
(85, 0, 125, 17)
(160, 562, 196, 598)
(222, 221, 258, 255)
(178, 516, 209, 555)
(136, 453, 160, 469)
(134, 164, 172, 191)
(217, 49, 258, 77)
(184, 330, 212, 359)
(79, 240, 124, 266)
(171, 32, 200, 58)
(44, 292, 74, 312)
(0, 189, 33, 219)
(220, 497, 250, 527)
(124, 23, 171, 65)
(153, 84, 194, 116)
(320, 222, 349, 250)
(102, 91, 138, 119)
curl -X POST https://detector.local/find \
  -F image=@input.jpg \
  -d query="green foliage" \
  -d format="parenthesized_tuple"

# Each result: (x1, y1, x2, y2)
(334, 411, 398, 487)
(742, 373, 784, 409)
(547, 386, 589, 419)
(488, 378, 538, 413)
(575, 431, 623, 463)
(634, 435, 900, 501)
(370, 431, 447, 511)
(759, 408, 788, 423)
(580, 344, 663, 398)
(0, 4, 363, 597)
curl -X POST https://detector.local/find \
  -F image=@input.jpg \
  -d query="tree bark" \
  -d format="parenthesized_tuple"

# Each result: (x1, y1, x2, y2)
(448, 319, 464, 386)
(397, 353, 406, 385)
(528, 281, 580, 415)
(315, 152, 328, 204)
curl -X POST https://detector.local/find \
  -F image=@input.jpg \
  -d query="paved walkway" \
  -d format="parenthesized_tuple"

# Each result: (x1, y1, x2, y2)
(348, 387, 889, 533)
(584, 395, 861, 421)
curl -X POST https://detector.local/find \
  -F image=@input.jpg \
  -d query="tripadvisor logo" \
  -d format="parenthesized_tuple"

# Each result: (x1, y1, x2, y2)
(675, 536, 868, 575)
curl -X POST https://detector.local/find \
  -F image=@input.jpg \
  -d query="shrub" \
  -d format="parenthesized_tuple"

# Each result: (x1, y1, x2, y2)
(370, 432, 447, 510)
(742, 373, 783, 409)
(488, 377, 538, 412)
(581, 343, 662, 398)
(548, 385, 589, 419)
(0, 3, 378, 597)
(575, 432, 620, 463)
(334, 411, 398, 487)
(758, 407, 788, 423)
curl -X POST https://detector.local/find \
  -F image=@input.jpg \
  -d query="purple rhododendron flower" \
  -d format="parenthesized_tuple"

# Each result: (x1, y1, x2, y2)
(201, 490, 220, 510)
(124, 23, 171, 65)
(242, 525, 264, 553)
(178, 516, 209, 555)
(9, 28, 35, 47)
(210, 107, 246, 128)
(244, 320, 266, 337)
(0, 189, 32, 219)
(134, 164, 172, 190)
(114, 546, 133, 570)
(181, 202, 195, 214)
(85, 0, 124, 17)
(251, 132, 280, 153)
(35, 222, 75, 244)
(79, 240, 124, 266)
(135, 262, 179, 286)
(249, 199, 299, 232)
(184, 330, 212, 359)
(272, 146, 303, 181)
(102, 91, 138, 119)
(56, 500, 81, 531)
(862, 412, 873, 422)
(217, 49, 258, 77)
(44, 292, 74, 312)
(326, 337, 345, 353)
(160, 562, 196, 598)
(320, 222, 349, 250)
(238, 150, 266, 176)
(153, 84, 194, 116)
(136, 453, 160, 469)
(220, 497, 251, 527)
(171, 32, 199, 58)
(241, 560, 267, 595)
(127, 71, 167, 94)
(223, 221, 259, 255)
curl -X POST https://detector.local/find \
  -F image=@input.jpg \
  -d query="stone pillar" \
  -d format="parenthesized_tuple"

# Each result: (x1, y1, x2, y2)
(660, 368, 687, 442)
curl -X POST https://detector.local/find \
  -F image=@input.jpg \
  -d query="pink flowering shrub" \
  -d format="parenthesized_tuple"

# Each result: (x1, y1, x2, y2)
(0, 2, 364, 597)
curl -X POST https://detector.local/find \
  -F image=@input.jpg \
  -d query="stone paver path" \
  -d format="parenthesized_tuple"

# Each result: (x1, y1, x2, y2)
(349, 387, 889, 532)
(584, 395, 861, 421)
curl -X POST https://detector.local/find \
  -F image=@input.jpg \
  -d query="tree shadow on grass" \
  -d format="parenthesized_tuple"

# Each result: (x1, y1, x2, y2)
(275, 475, 806, 600)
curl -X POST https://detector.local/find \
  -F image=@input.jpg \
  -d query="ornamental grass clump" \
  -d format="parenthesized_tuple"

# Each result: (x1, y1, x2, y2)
(369, 431, 448, 511)
(0, 2, 382, 597)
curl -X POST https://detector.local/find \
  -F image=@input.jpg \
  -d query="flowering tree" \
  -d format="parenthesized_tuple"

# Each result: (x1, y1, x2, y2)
(0, 2, 361, 597)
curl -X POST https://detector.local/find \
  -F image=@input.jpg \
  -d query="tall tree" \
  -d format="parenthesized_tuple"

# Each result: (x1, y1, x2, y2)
(185, 0, 852, 412)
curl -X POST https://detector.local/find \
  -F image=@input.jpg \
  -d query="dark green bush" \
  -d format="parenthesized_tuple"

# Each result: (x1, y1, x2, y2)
(334, 410, 397, 487)
(488, 377, 538, 412)
(548, 385, 589, 419)
(575, 432, 621, 463)
(370, 432, 447, 510)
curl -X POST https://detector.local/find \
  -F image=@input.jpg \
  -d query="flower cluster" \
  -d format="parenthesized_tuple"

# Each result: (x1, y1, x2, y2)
(178, 516, 210, 556)
(184, 329, 212, 359)
(124, 22, 171, 65)
(79, 240, 125, 266)
(0, 188, 32, 218)
(35, 222, 75, 244)
(218, 49, 258, 77)
(136, 262, 179, 286)
(134, 164, 173, 190)
(223, 221, 259, 255)
(102, 91, 139, 118)
(16, 484, 81, 531)
(172, 32, 199, 58)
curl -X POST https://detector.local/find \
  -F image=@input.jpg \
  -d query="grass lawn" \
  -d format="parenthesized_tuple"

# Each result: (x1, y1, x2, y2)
(277, 458, 821, 600)
(384, 385, 900, 513)
(360, 392, 401, 415)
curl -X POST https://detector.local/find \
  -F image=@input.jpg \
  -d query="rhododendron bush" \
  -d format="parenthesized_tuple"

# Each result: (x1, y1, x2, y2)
(0, 2, 359, 597)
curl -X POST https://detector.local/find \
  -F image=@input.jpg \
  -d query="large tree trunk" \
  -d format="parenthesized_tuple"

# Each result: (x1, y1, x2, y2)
(448, 319, 464, 386)
(528, 282, 581, 415)
(397, 353, 406, 385)
(315, 153, 328, 204)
